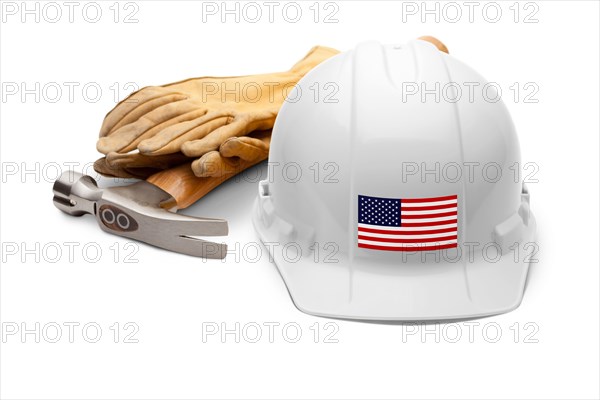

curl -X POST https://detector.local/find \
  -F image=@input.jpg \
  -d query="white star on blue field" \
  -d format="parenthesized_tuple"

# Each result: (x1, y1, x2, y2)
(358, 195, 401, 227)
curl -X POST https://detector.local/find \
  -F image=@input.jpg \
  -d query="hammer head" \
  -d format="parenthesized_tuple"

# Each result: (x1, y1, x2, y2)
(53, 171, 102, 216)
(53, 171, 228, 259)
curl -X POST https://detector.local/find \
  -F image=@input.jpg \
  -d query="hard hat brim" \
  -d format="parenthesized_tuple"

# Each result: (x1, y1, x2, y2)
(253, 199, 537, 321)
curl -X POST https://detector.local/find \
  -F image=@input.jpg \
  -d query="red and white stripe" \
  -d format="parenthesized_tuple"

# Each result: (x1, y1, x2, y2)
(358, 195, 458, 251)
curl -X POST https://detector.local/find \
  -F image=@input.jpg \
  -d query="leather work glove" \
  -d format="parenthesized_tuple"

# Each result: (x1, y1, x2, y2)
(94, 129, 271, 179)
(191, 129, 271, 177)
(95, 46, 339, 177)
(94, 152, 192, 180)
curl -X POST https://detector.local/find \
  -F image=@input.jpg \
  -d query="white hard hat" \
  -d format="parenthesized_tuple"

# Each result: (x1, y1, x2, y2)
(253, 38, 536, 321)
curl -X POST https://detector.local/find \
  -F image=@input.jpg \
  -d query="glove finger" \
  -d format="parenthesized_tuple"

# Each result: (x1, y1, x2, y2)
(181, 110, 276, 157)
(105, 151, 192, 169)
(219, 131, 271, 162)
(137, 112, 230, 156)
(181, 113, 277, 157)
(191, 151, 265, 178)
(94, 157, 128, 178)
(117, 107, 209, 154)
(93, 157, 156, 180)
(96, 101, 205, 154)
(100, 88, 187, 137)
(190, 151, 241, 178)
(191, 130, 272, 177)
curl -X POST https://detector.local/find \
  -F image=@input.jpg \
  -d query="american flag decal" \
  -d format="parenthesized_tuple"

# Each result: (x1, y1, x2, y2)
(358, 194, 458, 251)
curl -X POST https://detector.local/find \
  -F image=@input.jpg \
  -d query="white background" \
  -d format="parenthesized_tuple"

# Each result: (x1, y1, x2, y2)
(1, 1, 599, 399)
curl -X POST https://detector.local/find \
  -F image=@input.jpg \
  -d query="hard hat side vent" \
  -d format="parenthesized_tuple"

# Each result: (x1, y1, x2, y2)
(259, 180, 270, 197)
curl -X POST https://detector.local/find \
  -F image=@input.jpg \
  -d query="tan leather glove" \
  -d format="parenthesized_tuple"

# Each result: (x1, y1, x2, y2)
(94, 152, 192, 179)
(96, 46, 339, 167)
(192, 129, 271, 177)
(94, 129, 271, 179)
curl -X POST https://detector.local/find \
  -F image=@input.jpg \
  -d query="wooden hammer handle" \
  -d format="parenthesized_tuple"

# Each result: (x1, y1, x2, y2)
(146, 159, 262, 210)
